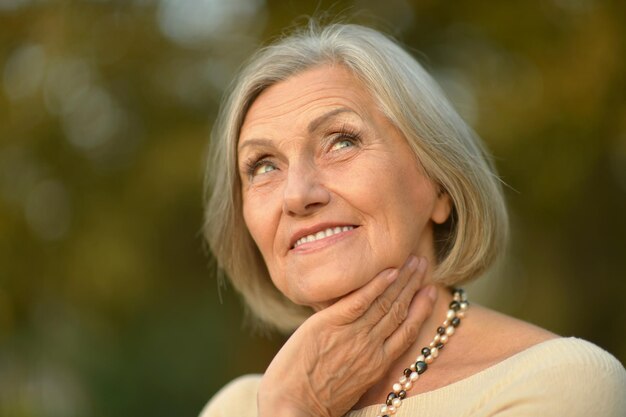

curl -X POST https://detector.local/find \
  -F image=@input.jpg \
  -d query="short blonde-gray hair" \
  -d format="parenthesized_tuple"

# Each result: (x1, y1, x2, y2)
(203, 22, 509, 332)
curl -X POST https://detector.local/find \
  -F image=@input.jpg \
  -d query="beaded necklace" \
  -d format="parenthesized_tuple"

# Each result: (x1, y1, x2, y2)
(376, 288, 468, 417)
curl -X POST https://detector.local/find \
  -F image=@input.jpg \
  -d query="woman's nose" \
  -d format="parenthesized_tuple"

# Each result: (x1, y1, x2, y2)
(282, 162, 330, 216)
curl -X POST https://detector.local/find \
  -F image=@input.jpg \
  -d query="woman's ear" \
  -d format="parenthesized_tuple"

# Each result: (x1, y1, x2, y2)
(431, 187, 452, 224)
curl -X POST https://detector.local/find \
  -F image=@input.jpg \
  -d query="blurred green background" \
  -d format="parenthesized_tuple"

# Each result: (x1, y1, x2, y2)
(0, 0, 624, 416)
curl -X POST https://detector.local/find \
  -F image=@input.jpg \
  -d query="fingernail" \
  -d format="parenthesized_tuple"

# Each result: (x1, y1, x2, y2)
(418, 257, 428, 273)
(426, 285, 438, 302)
(407, 256, 419, 272)
(386, 269, 399, 282)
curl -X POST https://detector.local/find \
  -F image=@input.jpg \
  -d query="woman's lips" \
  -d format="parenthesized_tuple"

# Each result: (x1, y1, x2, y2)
(290, 226, 359, 253)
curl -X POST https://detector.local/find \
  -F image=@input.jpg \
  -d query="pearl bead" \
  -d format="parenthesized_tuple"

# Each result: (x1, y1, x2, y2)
(415, 361, 428, 374)
(416, 354, 425, 363)
(429, 341, 435, 348)
(410, 371, 419, 381)
(409, 363, 416, 371)
(403, 381, 412, 390)
(392, 398, 401, 408)
(446, 326, 455, 336)
(460, 302, 468, 311)
(431, 347, 439, 358)
(446, 309, 455, 320)
(399, 376, 407, 384)
(453, 293, 461, 302)
(443, 319, 450, 327)
(388, 405, 397, 414)
(433, 334, 441, 343)
(457, 311, 466, 318)
(440, 334, 449, 344)
(425, 354, 434, 364)
(393, 383, 402, 393)
(380, 405, 389, 413)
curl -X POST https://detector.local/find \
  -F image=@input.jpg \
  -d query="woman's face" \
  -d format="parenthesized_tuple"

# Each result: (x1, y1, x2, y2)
(238, 65, 451, 309)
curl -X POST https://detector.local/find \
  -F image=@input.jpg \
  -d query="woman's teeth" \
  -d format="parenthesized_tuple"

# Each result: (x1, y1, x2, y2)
(293, 226, 354, 248)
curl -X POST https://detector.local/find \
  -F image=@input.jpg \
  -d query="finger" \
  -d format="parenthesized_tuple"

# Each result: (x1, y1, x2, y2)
(331, 267, 399, 323)
(383, 285, 438, 360)
(360, 256, 424, 326)
(371, 257, 429, 339)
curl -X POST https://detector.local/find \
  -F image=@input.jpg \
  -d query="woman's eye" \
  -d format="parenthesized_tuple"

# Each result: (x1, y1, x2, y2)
(252, 162, 276, 177)
(331, 138, 355, 151)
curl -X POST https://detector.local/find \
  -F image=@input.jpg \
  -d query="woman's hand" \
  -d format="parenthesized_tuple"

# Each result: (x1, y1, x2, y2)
(257, 256, 437, 417)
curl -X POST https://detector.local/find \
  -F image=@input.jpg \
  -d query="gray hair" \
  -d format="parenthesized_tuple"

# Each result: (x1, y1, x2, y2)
(203, 22, 509, 332)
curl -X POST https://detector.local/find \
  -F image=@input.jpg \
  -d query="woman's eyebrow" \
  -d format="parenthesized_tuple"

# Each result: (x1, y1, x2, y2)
(307, 108, 357, 133)
(238, 108, 358, 153)
(238, 138, 273, 153)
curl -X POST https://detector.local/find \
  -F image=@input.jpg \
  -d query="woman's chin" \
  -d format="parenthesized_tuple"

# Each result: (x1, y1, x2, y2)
(275, 260, 382, 310)
(289, 289, 347, 311)
(287, 277, 369, 311)
(306, 296, 344, 312)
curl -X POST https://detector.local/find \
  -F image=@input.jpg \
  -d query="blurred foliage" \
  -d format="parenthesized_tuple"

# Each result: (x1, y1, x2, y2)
(0, 0, 624, 416)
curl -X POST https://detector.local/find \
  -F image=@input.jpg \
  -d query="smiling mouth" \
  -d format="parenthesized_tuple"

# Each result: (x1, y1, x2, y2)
(292, 226, 357, 249)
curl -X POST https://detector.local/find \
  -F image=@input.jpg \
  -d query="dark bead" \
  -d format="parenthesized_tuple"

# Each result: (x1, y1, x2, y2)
(398, 390, 407, 399)
(415, 360, 428, 374)
(403, 368, 412, 377)
(449, 301, 461, 311)
(386, 392, 396, 406)
(437, 326, 445, 335)
(451, 317, 461, 327)
(382, 415, 390, 417)
(421, 347, 431, 357)
(436, 342, 444, 350)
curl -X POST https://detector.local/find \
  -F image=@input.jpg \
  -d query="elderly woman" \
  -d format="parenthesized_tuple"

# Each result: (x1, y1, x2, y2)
(200, 23, 625, 417)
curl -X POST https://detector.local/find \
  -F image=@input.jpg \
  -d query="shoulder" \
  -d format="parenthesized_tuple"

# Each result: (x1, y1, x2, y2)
(486, 338, 626, 416)
(512, 337, 625, 378)
(530, 337, 624, 367)
(199, 374, 262, 417)
(443, 305, 626, 416)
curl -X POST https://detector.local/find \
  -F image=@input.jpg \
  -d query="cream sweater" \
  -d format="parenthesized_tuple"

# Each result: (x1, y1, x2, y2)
(200, 338, 626, 417)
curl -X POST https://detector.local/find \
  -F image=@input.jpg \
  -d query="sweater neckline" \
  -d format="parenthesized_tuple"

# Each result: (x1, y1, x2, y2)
(346, 336, 577, 416)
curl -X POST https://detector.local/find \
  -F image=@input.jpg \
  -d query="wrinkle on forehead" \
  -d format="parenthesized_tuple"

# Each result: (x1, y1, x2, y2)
(238, 65, 374, 144)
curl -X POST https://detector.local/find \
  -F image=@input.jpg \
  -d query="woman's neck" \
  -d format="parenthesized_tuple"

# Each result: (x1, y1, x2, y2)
(352, 285, 454, 410)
